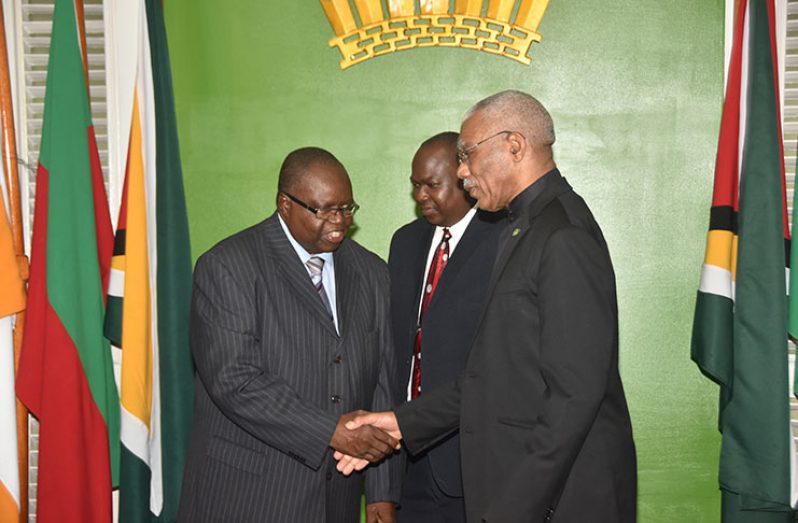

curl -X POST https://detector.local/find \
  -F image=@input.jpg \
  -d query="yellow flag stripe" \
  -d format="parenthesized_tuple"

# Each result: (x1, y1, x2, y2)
(703, 229, 738, 280)
(111, 254, 126, 271)
(119, 92, 153, 428)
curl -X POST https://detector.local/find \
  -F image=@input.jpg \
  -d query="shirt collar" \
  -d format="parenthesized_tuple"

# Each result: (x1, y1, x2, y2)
(438, 206, 476, 239)
(277, 213, 334, 265)
(507, 168, 559, 222)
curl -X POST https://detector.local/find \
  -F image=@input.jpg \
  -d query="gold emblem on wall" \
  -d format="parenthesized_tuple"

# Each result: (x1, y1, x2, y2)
(319, 0, 551, 70)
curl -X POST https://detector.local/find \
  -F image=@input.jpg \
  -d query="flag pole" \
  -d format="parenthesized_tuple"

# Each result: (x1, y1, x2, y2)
(73, 0, 89, 99)
(0, 3, 28, 522)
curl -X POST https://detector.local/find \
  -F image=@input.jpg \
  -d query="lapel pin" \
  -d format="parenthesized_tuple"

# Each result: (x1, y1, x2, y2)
(512, 228, 521, 237)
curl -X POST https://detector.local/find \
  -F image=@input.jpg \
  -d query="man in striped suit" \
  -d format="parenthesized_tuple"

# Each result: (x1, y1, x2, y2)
(178, 147, 402, 522)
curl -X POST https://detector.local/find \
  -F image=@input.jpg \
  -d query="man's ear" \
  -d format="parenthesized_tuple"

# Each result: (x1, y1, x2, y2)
(277, 193, 290, 215)
(508, 132, 525, 161)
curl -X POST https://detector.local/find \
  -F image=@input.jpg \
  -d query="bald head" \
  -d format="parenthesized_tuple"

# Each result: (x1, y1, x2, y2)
(411, 131, 472, 226)
(418, 131, 458, 154)
(276, 146, 354, 254)
(278, 147, 348, 197)
(465, 90, 555, 148)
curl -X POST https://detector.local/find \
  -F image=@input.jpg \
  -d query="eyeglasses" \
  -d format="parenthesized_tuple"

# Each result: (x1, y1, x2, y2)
(456, 130, 518, 165)
(282, 192, 360, 221)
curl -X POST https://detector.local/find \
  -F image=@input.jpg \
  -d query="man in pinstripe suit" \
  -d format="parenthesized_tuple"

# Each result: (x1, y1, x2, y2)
(178, 147, 402, 522)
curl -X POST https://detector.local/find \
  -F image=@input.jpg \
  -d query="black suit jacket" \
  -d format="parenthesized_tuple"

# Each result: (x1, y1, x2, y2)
(178, 213, 401, 522)
(388, 211, 502, 497)
(395, 173, 636, 523)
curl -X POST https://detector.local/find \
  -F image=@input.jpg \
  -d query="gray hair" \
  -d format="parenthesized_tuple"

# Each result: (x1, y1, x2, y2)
(465, 90, 555, 147)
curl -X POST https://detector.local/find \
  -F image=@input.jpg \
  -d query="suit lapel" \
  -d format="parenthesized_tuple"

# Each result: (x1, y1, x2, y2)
(411, 225, 435, 316)
(333, 243, 357, 339)
(427, 215, 486, 313)
(262, 214, 339, 337)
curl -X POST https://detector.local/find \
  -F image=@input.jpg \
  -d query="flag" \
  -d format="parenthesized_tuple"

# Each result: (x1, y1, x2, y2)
(0, 173, 24, 523)
(104, 0, 194, 520)
(691, 0, 797, 520)
(14, 0, 119, 521)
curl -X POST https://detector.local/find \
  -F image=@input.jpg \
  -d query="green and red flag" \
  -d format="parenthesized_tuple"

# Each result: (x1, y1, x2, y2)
(15, 0, 119, 521)
(104, 0, 194, 520)
(692, 0, 797, 520)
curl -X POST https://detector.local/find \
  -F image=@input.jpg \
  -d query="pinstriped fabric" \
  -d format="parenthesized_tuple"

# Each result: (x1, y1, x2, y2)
(177, 213, 402, 522)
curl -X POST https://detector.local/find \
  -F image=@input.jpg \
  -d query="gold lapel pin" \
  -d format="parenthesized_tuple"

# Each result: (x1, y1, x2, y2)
(512, 228, 521, 237)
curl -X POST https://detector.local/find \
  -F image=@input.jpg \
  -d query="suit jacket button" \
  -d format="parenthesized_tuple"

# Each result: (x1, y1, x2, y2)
(330, 394, 342, 403)
(333, 355, 343, 364)
(462, 426, 473, 434)
(326, 471, 333, 480)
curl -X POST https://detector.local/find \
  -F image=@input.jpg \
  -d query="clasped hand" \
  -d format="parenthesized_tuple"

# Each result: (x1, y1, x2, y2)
(330, 410, 402, 475)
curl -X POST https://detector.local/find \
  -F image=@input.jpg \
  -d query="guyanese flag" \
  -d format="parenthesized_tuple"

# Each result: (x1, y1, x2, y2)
(691, 0, 797, 520)
(15, 0, 119, 521)
(104, 1, 194, 521)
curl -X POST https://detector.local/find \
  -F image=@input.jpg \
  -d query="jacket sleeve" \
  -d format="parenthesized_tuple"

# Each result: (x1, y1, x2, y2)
(484, 226, 617, 521)
(394, 375, 461, 455)
(190, 251, 338, 470)
(365, 266, 404, 504)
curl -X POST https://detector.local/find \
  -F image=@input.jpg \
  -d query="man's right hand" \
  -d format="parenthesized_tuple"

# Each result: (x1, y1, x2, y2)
(333, 410, 403, 475)
(329, 410, 400, 463)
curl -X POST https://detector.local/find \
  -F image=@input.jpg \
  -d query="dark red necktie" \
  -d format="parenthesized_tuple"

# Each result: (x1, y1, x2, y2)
(411, 228, 451, 399)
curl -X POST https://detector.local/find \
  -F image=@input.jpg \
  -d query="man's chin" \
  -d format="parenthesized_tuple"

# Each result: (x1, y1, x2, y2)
(320, 234, 346, 251)
(421, 210, 444, 226)
(475, 199, 500, 212)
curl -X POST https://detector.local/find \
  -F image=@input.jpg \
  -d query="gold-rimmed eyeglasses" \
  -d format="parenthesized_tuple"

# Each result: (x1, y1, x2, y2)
(457, 130, 523, 165)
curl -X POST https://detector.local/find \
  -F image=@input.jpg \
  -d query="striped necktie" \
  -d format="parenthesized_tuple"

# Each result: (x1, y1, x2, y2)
(306, 256, 334, 319)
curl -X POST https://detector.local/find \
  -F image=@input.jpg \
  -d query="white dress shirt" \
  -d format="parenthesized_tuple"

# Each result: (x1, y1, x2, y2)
(278, 214, 339, 334)
(408, 207, 477, 399)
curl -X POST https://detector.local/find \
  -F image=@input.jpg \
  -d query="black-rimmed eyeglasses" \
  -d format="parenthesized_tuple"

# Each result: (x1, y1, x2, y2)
(282, 192, 360, 221)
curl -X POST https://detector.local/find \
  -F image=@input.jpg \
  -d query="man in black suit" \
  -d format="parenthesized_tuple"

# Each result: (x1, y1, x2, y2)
(339, 91, 637, 522)
(389, 132, 502, 522)
(178, 147, 401, 522)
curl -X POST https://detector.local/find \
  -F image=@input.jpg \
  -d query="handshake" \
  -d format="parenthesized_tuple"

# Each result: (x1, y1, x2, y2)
(329, 410, 402, 475)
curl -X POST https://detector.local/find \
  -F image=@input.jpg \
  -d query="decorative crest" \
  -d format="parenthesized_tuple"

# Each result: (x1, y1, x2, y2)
(320, 0, 551, 70)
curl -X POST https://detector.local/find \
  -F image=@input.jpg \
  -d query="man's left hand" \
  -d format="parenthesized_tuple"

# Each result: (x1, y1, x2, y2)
(365, 502, 396, 523)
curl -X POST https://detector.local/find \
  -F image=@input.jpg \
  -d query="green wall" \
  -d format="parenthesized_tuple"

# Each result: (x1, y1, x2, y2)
(165, 1, 724, 520)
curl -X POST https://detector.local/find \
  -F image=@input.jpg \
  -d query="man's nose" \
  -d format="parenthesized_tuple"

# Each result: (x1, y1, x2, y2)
(327, 210, 345, 223)
(457, 162, 470, 179)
